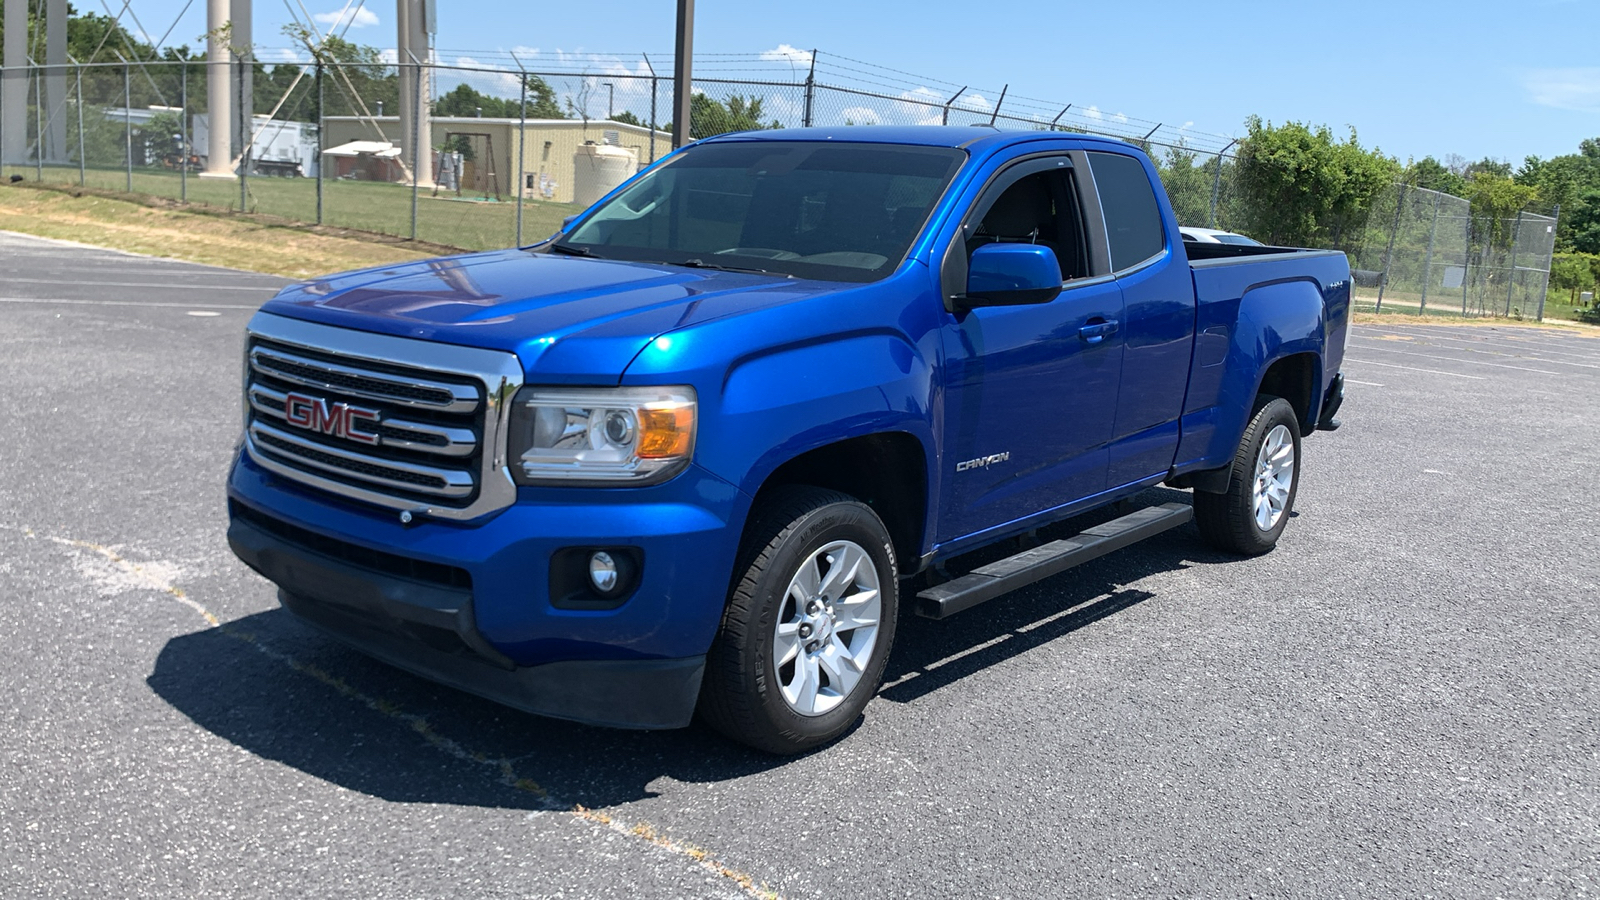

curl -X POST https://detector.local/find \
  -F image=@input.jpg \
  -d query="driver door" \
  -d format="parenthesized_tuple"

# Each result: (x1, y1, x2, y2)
(936, 153, 1125, 544)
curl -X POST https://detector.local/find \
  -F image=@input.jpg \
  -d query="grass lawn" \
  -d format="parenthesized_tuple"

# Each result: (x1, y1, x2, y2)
(0, 181, 442, 278)
(3, 164, 579, 253)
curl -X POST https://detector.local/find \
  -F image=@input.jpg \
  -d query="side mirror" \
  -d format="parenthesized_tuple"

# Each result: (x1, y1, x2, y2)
(561, 214, 581, 230)
(961, 243, 1063, 309)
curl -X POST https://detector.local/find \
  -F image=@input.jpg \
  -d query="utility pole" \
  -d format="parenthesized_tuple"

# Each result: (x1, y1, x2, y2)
(230, 0, 252, 159)
(672, 0, 693, 148)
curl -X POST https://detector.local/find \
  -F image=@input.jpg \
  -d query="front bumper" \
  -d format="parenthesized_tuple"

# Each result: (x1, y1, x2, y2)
(229, 513, 704, 728)
(226, 451, 747, 728)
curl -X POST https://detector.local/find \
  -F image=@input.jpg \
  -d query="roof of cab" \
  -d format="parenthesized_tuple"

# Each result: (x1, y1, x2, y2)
(696, 124, 1139, 153)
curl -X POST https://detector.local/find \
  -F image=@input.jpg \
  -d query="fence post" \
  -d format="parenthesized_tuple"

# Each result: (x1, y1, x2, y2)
(1376, 184, 1406, 311)
(1209, 139, 1235, 229)
(123, 60, 132, 192)
(238, 57, 248, 211)
(516, 74, 527, 245)
(802, 49, 816, 128)
(649, 76, 658, 162)
(179, 58, 188, 202)
(1419, 191, 1441, 314)
(1504, 209, 1523, 316)
(940, 86, 966, 126)
(410, 58, 420, 241)
(74, 62, 83, 185)
(315, 62, 324, 224)
(34, 60, 43, 180)
(1536, 204, 1558, 322)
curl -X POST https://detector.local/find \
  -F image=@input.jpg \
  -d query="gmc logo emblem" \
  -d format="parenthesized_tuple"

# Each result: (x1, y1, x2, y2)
(283, 392, 380, 445)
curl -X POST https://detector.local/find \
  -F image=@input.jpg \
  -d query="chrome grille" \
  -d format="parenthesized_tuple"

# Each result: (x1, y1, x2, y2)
(242, 313, 524, 521)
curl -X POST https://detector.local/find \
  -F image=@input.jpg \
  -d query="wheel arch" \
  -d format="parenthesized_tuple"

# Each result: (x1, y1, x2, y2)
(746, 431, 930, 575)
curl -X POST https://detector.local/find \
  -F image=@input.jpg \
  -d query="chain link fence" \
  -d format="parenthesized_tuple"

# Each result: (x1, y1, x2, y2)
(1349, 183, 1557, 320)
(0, 52, 1560, 317)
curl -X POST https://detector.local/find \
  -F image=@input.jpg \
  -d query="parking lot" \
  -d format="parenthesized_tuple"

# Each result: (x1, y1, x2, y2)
(2, 230, 1597, 898)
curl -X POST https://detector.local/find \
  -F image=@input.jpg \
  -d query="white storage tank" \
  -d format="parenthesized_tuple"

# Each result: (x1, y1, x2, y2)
(572, 142, 638, 208)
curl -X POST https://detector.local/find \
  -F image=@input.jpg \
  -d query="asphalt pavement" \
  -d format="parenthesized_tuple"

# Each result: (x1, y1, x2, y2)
(2, 230, 1597, 898)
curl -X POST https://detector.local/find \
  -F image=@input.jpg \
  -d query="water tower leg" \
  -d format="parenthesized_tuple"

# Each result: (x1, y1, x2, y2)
(395, 0, 413, 182)
(408, 0, 433, 188)
(201, 0, 234, 177)
(44, 0, 68, 163)
(1, 0, 27, 165)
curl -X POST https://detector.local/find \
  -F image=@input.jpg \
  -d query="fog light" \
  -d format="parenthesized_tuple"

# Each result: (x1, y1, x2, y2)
(588, 551, 619, 593)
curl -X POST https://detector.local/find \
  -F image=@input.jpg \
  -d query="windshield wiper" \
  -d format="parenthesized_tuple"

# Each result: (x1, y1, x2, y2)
(547, 242, 595, 257)
(677, 258, 794, 278)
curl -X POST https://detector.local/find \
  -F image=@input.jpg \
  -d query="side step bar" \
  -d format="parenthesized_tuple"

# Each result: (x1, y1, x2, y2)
(915, 502, 1193, 620)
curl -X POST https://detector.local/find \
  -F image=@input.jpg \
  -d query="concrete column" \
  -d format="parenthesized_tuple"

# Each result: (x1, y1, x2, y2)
(229, 0, 251, 158)
(201, 0, 233, 176)
(394, 0, 413, 181)
(1, 0, 27, 165)
(408, 0, 431, 187)
(43, 0, 66, 162)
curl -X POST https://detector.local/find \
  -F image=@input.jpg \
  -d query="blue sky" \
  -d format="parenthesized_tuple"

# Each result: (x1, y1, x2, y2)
(117, 0, 1600, 164)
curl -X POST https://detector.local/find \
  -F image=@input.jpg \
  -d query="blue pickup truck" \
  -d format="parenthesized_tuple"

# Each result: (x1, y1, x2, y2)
(227, 126, 1349, 754)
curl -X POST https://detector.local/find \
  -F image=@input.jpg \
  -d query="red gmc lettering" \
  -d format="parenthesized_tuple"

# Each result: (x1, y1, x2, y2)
(282, 392, 380, 445)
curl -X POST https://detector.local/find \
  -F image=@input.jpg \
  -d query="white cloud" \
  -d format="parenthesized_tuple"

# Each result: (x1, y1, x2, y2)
(1112, 112, 1128, 124)
(1083, 105, 1102, 120)
(839, 106, 881, 125)
(760, 44, 814, 66)
(313, 6, 379, 30)
(1522, 67, 1600, 111)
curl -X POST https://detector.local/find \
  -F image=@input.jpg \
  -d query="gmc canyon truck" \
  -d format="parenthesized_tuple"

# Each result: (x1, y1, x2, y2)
(227, 127, 1350, 754)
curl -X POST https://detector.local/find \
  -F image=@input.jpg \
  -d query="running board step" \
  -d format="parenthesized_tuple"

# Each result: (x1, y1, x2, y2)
(915, 502, 1193, 620)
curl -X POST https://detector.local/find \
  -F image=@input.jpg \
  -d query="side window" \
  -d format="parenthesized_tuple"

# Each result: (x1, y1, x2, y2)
(965, 163, 1090, 281)
(1087, 151, 1165, 271)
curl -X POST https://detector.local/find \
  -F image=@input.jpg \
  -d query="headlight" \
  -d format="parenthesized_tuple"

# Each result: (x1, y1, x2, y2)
(507, 386, 697, 486)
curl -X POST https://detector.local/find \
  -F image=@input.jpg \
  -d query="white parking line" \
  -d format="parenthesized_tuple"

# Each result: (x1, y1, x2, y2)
(1364, 327, 1600, 364)
(1351, 343, 1563, 375)
(1344, 357, 1486, 379)
(1346, 379, 1385, 387)
(0, 297, 258, 310)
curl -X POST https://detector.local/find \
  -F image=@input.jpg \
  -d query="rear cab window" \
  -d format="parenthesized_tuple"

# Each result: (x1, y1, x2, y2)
(1086, 151, 1166, 272)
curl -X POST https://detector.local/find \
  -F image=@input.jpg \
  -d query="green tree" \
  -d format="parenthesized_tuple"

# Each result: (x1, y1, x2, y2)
(523, 75, 565, 119)
(690, 93, 781, 139)
(609, 110, 644, 127)
(1404, 156, 1466, 197)
(1234, 117, 1398, 249)
(1565, 190, 1600, 255)
(1153, 145, 1214, 228)
(1463, 171, 1539, 252)
(1515, 142, 1600, 251)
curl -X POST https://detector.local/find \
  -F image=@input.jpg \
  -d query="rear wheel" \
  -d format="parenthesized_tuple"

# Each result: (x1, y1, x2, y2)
(1194, 396, 1302, 555)
(698, 487, 899, 755)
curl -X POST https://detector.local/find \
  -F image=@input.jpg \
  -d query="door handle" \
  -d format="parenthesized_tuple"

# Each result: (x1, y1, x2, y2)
(1078, 318, 1120, 345)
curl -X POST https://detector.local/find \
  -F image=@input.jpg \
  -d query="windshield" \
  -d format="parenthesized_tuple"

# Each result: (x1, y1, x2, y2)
(1214, 233, 1264, 246)
(559, 141, 966, 283)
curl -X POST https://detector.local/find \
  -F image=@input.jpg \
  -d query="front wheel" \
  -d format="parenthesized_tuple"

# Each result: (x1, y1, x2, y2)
(698, 487, 899, 755)
(1194, 396, 1302, 555)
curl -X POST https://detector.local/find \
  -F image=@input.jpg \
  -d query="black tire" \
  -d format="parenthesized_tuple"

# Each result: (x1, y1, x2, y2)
(698, 486, 899, 755)
(1193, 395, 1302, 556)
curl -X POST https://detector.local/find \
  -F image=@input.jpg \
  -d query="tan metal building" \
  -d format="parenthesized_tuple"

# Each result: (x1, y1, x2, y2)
(321, 116, 671, 204)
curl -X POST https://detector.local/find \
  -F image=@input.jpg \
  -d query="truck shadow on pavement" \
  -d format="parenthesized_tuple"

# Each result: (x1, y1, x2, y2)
(148, 490, 1237, 810)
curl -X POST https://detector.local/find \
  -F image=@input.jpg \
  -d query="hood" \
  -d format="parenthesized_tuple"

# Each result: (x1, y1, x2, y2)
(260, 249, 846, 381)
